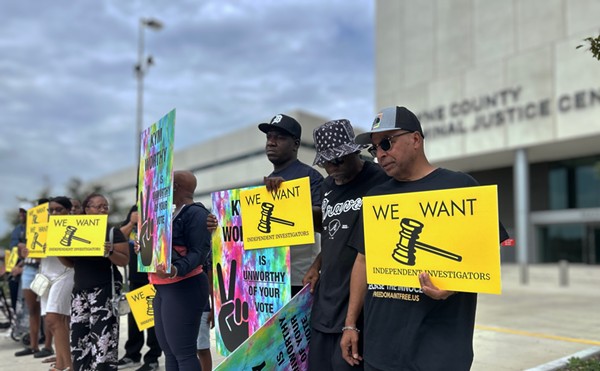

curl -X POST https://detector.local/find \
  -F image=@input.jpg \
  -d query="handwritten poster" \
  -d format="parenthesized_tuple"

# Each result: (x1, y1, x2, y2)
(363, 185, 502, 294)
(214, 285, 313, 371)
(240, 177, 315, 249)
(26, 203, 49, 258)
(137, 109, 175, 273)
(212, 188, 291, 356)
(126, 284, 156, 331)
(5, 246, 18, 272)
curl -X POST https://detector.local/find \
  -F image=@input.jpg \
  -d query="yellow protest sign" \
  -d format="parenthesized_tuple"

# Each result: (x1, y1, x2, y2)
(5, 246, 19, 272)
(240, 177, 315, 249)
(363, 185, 502, 294)
(46, 215, 108, 256)
(126, 284, 156, 331)
(26, 203, 49, 258)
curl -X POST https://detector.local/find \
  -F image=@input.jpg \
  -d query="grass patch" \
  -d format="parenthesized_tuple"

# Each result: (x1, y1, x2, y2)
(563, 355, 600, 371)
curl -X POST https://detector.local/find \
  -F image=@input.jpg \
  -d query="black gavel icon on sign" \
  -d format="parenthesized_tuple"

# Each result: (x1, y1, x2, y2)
(32, 232, 44, 249)
(257, 202, 295, 233)
(146, 296, 155, 316)
(60, 226, 92, 246)
(392, 218, 462, 266)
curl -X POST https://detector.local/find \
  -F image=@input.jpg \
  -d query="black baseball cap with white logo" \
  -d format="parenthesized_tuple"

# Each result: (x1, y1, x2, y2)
(258, 114, 302, 139)
(355, 106, 424, 145)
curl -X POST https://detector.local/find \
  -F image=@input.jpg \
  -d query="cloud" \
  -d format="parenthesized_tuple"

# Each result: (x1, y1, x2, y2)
(0, 0, 374, 236)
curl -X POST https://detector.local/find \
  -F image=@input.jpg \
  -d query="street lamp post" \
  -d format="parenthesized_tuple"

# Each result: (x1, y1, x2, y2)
(135, 18, 163, 168)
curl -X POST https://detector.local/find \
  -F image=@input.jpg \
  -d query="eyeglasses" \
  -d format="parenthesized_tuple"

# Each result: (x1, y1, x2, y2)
(317, 157, 345, 168)
(368, 131, 413, 157)
(87, 204, 109, 211)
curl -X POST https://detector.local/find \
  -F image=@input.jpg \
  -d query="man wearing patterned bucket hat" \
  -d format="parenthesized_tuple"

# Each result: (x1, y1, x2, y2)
(340, 106, 510, 370)
(303, 119, 388, 371)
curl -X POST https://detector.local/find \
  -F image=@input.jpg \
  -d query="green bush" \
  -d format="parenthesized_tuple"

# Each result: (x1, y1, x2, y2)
(564, 356, 600, 371)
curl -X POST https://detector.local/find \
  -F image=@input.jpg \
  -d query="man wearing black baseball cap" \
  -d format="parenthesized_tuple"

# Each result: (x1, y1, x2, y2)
(258, 113, 302, 139)
(258, 113, 324, 296)
(341, 106, 509, 370)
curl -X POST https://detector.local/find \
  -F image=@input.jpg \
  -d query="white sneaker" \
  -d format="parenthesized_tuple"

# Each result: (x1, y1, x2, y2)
(117, 357, 141, 370)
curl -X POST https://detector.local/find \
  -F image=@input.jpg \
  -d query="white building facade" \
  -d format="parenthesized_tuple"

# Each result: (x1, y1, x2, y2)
(375, 0, 600, 265)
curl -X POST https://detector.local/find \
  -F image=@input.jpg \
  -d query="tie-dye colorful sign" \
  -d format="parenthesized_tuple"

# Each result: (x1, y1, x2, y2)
(26, 203, 49, 258)
(212, 188, 291, 356)
(137, 109, 175, 273)
(214, 285, 313, 371)
(240, 177, 315, 249)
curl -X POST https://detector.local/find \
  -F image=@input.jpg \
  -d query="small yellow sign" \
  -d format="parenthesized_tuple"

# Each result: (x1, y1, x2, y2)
(5, 246, 19, 272)
(126, 284, 156, 331)
(363, 185, 502, 294)
(46, 215, 108, 257)
(240, 177, 315, 250)
(26, 203, 49, 258)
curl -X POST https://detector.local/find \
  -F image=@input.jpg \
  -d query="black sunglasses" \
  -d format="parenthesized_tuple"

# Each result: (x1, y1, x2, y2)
(318, 157, 345, 168)
(368, 131, 413, 157)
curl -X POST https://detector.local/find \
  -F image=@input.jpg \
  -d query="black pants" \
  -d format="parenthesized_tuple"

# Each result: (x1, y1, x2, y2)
(154, 273, 208, 371)
(9, 275, 20, 311)
(308, 328, 364, 371)
(124, 281, 161, 364)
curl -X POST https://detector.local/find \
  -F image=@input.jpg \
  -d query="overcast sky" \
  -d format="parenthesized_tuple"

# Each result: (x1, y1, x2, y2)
(0, 0, 375, 237)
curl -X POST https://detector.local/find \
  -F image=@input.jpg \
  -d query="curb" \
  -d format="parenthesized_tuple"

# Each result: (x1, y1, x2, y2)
(525, 347, 600, 371)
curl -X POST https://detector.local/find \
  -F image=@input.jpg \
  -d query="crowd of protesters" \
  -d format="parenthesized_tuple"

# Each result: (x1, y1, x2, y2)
(1, 106, 509, 371)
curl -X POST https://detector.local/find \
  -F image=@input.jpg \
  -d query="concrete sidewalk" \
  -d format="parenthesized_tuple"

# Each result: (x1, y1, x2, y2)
(473, 264, 600, 370)
(1, 263, 598, 370)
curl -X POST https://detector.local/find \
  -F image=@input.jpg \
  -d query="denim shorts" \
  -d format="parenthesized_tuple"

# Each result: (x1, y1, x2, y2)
(21, 264, 39, 290)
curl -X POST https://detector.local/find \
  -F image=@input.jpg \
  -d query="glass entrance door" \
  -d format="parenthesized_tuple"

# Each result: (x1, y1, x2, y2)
(539, 223, 600, 264)
(584, 224, 600, 264)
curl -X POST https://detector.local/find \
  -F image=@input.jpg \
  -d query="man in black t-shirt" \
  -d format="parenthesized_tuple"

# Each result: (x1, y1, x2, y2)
(303, 119, 388, 371)
(258, 114, 324, 296)
(340, 107, 510, 371)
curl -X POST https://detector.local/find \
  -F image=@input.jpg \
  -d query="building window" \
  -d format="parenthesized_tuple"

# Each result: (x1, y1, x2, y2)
(576, 163, 600, 207)
(548, 155, 600, 209)
(538, 225, 585, 263)
(549, 167, 567, 209)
